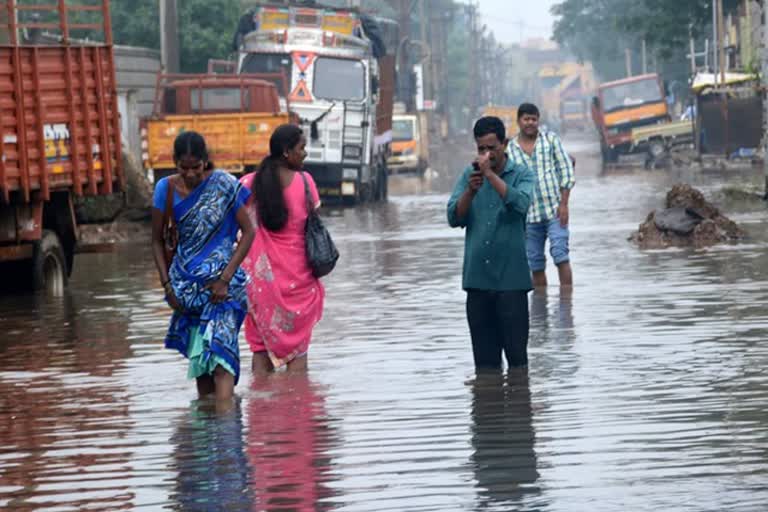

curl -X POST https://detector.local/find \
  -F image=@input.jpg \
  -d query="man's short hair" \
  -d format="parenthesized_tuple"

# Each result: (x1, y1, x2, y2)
(473, 116, 506, 142)
(517, 103, 540, 119)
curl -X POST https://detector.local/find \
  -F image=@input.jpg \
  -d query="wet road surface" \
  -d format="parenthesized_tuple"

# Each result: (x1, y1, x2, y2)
(2, 137, 768, 511)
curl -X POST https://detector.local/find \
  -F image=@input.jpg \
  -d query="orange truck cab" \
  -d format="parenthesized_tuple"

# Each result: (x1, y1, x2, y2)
(591, 73, 669, 162)
(388, 113, 427, 175)
(141, 73, 293, 183)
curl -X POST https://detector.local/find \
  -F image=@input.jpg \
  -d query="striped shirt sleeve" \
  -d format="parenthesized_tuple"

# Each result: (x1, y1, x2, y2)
(550, 132, 575, 190)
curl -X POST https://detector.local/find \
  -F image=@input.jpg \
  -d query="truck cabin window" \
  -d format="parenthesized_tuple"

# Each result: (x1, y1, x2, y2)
(563, 101, 583, 114)
(241, 53, 292, 94)
(602, 79, 663, 113)
(162, 88, 177, 114)
(392, 119, 415, 141)
(314, 58, 365, 101)
(191, 88, 248, 112)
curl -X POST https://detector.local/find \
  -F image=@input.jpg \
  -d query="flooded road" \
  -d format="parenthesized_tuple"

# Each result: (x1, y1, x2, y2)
(2, 137, 768, 511)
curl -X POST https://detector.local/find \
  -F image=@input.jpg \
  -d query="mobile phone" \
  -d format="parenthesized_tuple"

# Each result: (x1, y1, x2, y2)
(471, 162, 480, 171)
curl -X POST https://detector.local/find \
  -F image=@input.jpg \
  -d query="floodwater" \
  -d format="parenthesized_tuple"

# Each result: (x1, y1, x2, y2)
(2, 137, 768, 511)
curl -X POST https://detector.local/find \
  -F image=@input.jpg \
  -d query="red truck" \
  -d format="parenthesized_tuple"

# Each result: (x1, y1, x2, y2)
(0, 1, 122, 292)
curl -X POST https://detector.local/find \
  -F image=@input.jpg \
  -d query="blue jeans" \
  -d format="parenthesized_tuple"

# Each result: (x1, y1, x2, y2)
(526, 219, 570, 273)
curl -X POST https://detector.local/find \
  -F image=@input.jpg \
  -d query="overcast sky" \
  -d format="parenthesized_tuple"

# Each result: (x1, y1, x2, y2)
(477, 0, 559, 45)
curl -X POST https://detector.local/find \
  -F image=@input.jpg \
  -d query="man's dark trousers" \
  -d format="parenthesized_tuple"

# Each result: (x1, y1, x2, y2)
(466, 290, 529, 369)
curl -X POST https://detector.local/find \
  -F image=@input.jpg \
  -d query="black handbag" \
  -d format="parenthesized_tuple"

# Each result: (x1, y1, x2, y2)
(299, 172, 339, 278)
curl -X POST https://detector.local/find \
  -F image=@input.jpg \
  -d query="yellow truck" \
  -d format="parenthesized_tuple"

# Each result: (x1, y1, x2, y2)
(591, 73, 670, 162)
(141, 73, 292, 182)
(388, 113, 428, 175)
(482, 105, 519, 139)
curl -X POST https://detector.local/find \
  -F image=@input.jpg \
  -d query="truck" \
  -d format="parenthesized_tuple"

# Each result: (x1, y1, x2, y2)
(141, 73, 292, 183)
(233, 2, 397, 204)
(0, 1, 122, 292)
(630, 120, 694, 166)
(560, 98, 589, 133)
(482, 105, 519, 139)
(591, 73, 670, 162)
(388, 106, 428, 175)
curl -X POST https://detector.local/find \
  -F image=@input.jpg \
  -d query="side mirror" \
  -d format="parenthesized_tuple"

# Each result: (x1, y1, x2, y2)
(371, 76, 379, 96)
(592, 96, 600, 108)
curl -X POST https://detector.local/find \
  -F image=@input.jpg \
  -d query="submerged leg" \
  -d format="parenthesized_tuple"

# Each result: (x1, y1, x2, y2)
(213, 365, 235, 402)
(287, 354, 308, 372)
(196, 375, 215, 397)
(251, 351, 274, 377)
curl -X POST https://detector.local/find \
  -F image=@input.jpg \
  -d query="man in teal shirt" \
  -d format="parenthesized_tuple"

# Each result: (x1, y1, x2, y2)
(447, 117, 535, 370)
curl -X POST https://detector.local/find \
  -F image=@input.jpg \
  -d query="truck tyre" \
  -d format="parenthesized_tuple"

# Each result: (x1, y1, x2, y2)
(601, 144, 618, 163)
(32, 230, 67, 294)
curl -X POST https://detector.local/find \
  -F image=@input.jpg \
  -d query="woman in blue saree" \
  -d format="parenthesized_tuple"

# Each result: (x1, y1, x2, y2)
(151, 131, 254, 401)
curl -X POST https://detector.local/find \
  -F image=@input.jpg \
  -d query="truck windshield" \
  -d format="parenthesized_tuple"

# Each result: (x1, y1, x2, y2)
(563, 102, 583, 114)
(240, 53, 291, 94)
(314, 58, 365, 101)
(191, 88, 247, 112)
(602, 78, 663, 112)
(393, 119, 415, 141)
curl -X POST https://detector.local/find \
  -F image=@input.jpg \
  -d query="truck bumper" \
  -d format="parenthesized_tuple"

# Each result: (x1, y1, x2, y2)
(387, 155, 420, 174)
(304, 163, 360, 199)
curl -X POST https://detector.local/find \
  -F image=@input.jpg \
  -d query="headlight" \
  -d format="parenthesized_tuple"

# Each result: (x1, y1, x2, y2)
(342, 167, 358, 180)
(343, 145, 362, 160)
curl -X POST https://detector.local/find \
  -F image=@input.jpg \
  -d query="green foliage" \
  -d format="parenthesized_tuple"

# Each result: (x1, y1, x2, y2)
(107, 0, 238, 72)
(552, 0, 742, 81)
(110, 0, 159, 50)
(178, 0, 240, 72)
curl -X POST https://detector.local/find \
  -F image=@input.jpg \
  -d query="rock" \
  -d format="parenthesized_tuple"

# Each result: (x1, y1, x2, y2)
(630, 183, 745, 249)
(653, 207, 702, 235)
(74, 193, 124, 224)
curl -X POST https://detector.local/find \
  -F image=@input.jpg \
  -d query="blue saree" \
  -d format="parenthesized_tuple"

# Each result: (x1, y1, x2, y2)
(164, 170, 250, 383)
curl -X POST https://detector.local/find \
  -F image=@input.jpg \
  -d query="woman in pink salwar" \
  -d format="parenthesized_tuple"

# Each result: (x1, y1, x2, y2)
(240, 125, 325, 374)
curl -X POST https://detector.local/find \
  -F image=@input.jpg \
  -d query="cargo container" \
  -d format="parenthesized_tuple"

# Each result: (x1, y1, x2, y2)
(0, 1, 122, 292)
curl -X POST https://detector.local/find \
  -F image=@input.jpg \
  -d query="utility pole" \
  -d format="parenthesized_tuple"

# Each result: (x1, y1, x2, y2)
(396, 0, 414, 111)
(762, 0, 768, 198)
(418, 0, 431, 104)
(466, 2, 479, 119)
(625, 48, 632, 77)
(717, 0, 726, 84)
(713, 0, 719, 85)
(641, 39, 648, 74)
(159, 0, 180, 73)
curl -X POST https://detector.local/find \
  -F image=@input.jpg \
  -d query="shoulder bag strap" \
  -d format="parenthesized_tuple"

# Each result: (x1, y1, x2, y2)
(298, 171, 315, 218)
(163, 175, 176, 230)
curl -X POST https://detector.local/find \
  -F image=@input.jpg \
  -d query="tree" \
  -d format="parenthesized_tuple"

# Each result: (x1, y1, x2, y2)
(552, 0, 742, 81)
(107, 0, 239, 72)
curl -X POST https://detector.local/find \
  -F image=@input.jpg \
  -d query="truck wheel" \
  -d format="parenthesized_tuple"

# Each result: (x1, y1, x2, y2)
(601, 144, 618, 163)
(32, 230, 67, 294)
(648, 140, 666, 159)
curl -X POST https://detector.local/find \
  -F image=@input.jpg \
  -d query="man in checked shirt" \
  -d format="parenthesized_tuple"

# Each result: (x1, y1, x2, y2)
(508, 103, 576, 288)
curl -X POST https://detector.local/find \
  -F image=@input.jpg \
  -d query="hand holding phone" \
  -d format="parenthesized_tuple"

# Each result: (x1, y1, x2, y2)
(468, 163, 483, 192)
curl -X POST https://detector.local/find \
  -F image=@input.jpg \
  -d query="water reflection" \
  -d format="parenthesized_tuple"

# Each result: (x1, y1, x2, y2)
(247, 375, 336, 512)
(0, 291, 135, 510)
(169, 400, 253, 511)
(470, 371, 539, 509)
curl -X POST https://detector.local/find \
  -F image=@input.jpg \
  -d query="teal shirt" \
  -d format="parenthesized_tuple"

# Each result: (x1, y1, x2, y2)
(447, 157, 535, 291)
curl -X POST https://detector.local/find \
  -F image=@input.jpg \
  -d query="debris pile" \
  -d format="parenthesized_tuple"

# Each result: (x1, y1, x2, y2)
(630, 184, 745, 249)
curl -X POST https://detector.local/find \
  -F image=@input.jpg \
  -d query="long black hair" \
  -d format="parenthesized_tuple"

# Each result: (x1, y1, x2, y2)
(252, 124, 303, 232)
(173, 130, 214, 170)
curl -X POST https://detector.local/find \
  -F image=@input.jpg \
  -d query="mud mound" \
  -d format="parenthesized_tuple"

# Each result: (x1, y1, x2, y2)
(74, 150, 153, 224)
(630, 184, 745, 249)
